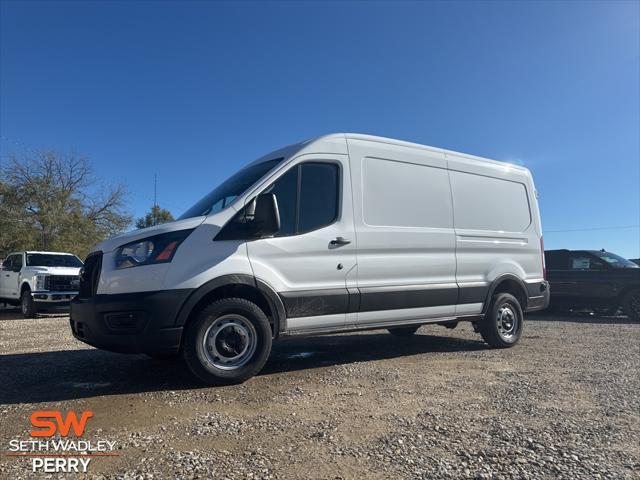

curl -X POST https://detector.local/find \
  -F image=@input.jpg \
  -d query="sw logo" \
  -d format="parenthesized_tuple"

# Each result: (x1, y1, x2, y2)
(28, 411, 94, 473)
(9, 409, 117, 473)
(30, 410, 94, 437)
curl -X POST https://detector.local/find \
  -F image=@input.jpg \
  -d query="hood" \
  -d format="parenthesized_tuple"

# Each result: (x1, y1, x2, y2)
(24, 266, 81, 275)
(93, 216, 208, 254)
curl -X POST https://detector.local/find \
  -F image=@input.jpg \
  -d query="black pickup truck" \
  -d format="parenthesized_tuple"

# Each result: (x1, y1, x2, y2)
(544, 249, 640, 321)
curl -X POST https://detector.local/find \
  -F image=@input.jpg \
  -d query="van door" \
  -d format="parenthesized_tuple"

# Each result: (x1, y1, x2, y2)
(246, 154, 357, 332)
(347, 139, 458, 325)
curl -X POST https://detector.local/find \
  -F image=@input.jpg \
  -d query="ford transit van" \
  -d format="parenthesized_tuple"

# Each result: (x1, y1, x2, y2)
(70, 134, 549, 385)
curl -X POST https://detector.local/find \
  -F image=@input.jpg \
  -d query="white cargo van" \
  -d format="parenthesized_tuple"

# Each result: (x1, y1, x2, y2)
(71, 134, 549, 385)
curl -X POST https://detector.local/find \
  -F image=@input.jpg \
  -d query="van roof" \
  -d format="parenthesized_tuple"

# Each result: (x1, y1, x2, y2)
(253, 133, 529, 175)
(306, 133, 530, 173)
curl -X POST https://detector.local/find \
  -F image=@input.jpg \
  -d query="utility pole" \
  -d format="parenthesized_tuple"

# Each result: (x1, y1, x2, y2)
(153, 173, 157, 226)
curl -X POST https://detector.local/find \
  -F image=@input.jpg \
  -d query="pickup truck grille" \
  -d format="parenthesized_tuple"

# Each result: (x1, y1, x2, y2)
(79, 252, 102, 298)
(45, 275, 80, 292)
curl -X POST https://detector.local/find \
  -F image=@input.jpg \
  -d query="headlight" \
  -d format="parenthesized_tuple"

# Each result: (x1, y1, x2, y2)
(36, 274, 47, 290)
(115, 229, 194, 270)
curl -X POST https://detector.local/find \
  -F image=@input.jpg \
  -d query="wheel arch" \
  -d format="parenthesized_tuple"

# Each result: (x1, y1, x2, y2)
(20, 281, 32, 294)
(175, 274, 286, 339)
(482, 274, 529, 314)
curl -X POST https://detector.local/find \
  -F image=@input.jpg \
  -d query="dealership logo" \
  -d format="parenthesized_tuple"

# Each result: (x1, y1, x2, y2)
(30, 410, 93, 437)
(7, 410, 117, 474)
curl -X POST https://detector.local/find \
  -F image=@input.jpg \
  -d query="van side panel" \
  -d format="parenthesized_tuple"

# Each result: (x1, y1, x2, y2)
(347, 138, 458, 324)
(446, 152, 544, 313)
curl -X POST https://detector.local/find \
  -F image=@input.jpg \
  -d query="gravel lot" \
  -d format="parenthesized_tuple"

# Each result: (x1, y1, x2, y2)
(1, 308, 638, 479)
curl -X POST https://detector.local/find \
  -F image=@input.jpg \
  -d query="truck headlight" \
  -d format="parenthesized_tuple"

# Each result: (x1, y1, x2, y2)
(115, 229, 194, 270)
(36, 274, 47, 291)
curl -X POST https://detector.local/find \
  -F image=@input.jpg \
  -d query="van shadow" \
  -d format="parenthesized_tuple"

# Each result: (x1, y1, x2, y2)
(0, 333, 487, 405)
(526, 311, 638, 325)
(0, 308, 69, 321)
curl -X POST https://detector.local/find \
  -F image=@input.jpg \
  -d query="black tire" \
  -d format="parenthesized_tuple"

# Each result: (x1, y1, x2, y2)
(622, 289, 640, 322)
(478, 292, 523, 348)
(21, 289, 37, 318)
(388, 325, 420, 336)
(182, 298, 272, 385)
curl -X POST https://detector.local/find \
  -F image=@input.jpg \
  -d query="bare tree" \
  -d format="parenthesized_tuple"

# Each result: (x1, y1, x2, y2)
(0, 150, 131, 259)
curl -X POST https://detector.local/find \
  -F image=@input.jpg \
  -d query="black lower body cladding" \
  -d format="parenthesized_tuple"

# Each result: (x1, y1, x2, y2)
(278, 281, 550, 318)
(525, 280, 550, 312)
(70, 289, 191, 354)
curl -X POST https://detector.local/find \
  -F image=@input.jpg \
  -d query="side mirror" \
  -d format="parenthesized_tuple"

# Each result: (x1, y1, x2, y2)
(253, 193, 280, 237)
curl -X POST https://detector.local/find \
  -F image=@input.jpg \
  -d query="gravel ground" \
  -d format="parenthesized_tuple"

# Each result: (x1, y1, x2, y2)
(0, 308, 638, 479)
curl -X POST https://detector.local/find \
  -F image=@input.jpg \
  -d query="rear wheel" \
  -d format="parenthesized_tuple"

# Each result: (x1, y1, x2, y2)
(388, 325, 420, 336)
(183, 298, 272, 385)
(21, 289, 37, 318)
(479, 292, 523, 348)
(622, 289, 640, 322)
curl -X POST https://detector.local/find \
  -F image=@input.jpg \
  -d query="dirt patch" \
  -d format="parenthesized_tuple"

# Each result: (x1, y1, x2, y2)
(1, 309, 638, 479)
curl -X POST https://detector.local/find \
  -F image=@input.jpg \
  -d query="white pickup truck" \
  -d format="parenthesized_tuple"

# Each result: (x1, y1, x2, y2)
(0, 251, 83, 318)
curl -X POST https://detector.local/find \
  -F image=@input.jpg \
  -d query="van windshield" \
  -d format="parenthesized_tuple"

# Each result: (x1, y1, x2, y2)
(178, 158, 283, 220)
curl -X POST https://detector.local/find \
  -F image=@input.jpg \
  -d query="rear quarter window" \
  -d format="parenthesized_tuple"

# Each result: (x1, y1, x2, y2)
(450, 171, 531, 232)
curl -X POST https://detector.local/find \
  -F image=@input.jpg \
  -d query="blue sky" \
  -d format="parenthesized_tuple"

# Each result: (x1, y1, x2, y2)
(1, 1, 639, 257)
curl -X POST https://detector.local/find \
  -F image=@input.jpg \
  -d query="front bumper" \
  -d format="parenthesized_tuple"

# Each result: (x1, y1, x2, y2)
(33, 291, 78, 303)
(70, 289, 191, 354)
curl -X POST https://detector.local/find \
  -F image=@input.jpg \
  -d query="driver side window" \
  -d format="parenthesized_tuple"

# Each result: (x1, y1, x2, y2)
(3, 255, 20, 272)
(216, 161, 340, 241)
(263, 162, 340, 237)
(1, 257, 11, 271)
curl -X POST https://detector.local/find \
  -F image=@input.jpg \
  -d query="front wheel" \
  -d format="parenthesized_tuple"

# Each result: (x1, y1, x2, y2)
(182, 298, 272, 385)
(622, 290, 640, 322)
(478, 293, 523, 348)
(21, 290, 37, 318)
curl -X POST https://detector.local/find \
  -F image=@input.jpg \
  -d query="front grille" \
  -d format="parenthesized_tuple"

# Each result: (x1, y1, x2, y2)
(79, 251, 103, 298)
(45, 275, 80, 292)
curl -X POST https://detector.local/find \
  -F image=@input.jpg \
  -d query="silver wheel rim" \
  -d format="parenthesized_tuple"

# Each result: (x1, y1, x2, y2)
(496, 305, 519, 340)
(22, 295, 28, 314)
(202, 314, 257, 370)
